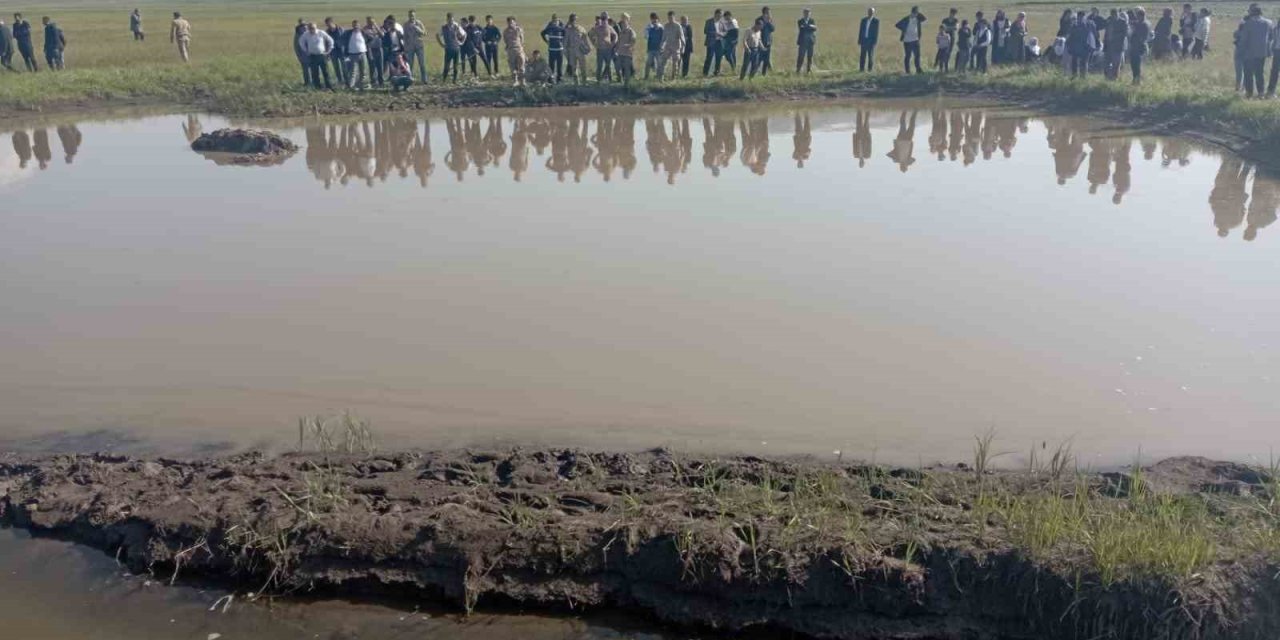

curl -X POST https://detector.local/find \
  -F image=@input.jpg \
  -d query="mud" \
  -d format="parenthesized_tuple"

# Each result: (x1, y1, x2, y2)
(190, 128, 297, 165)
(2, 449, 1277, 640)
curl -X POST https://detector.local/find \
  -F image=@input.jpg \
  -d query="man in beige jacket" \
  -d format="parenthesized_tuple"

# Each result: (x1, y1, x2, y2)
(170, 11, 191, 62)
(563, 13, 591, 84)
(614, 13, 637, 84)
(503, 16, 526, 86)
(659, 10, 686, 79)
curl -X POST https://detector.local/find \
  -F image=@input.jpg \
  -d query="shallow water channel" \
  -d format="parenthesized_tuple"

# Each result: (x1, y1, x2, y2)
(1, 99, 1277, 637)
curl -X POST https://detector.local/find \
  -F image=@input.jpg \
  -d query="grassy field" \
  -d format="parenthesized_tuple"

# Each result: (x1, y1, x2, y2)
(3, 0, 1279, 144)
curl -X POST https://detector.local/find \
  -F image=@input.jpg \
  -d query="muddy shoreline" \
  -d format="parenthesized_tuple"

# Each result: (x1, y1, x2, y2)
(2, 448, 1277, 640)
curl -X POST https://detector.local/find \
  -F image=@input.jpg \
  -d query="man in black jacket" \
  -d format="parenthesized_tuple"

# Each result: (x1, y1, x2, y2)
(759, 7, 775, 74)
(324, 17, 347, 85)
(702, 9, 724, 75)
(858, 8, 880, 71)
(482, 15, 501, 76)
(680, 15, 694, 76)
(796, 7, 816, 73)
(13, 13, 37, 71)
(895, 6, 926, 73)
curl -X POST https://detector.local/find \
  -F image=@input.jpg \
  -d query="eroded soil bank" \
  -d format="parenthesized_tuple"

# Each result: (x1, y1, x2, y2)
(2, 449, 1278, 640)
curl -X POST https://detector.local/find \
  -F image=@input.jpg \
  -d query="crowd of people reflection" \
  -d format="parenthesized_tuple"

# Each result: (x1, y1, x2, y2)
(7, 125, 82, 171)
(4, 110, 1274, 241)
(274, 109, 1275, 241)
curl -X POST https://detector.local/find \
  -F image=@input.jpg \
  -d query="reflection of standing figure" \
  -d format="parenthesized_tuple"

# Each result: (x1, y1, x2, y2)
(1161, 139, 1191, 168)
(960, 112, 980, 166)
(887, 110, 917, 173)
(12, 131, 32, 169)
(483, 118, 508, 167)
(644, 118, 668, 175)
(947, 111, 963, 161)
(1086, 138, 1113, 195)
(1111, 140, 1132, 204)
(445, 118, 470, 181)
(615, 117, 637, 180)
(566, 118, 594, 183)
(32, 129, 51, 170)
(852, 110, 872, 168)
(56, 125, 81, 163)
(546, 118, 571, 182)
(509, 118, 530, 182)
(1048, 124, 1085, 185)
(182, 115, 202, 143)
(411, 121, 435, 187)
(739, 117, 771, 176)
(591, 117, 617, 182)
(928, 110, 948, 160)
(1210, 157, 1250, 238)
(792, 113, 811, 168)
(1245, 165, 1279, 241)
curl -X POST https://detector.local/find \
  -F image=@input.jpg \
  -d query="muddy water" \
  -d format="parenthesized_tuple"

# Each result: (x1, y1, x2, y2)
(1, 102, 1277, 467)
(0, 527, 680, 639)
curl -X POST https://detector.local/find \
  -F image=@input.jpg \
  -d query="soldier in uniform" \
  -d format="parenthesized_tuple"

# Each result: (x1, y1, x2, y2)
(503, 16, 526, 86)
(614, 14, 638, 84)
(564, 13, 591, 84)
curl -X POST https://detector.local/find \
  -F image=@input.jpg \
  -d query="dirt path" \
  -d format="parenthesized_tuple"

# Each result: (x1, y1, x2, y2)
(2, 448, 1277, 639)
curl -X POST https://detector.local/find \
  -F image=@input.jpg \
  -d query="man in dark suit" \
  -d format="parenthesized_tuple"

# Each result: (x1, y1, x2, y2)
(702, 8, 723, 75)
(858, 8, 880, 71)
(680, 15, 694, 76)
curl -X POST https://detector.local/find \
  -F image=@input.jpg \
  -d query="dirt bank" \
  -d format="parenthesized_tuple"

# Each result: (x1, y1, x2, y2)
(2, 449, 1277, 639)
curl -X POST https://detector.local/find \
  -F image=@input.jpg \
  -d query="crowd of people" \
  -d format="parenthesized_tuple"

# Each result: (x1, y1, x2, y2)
(6, 4, 1280, 98)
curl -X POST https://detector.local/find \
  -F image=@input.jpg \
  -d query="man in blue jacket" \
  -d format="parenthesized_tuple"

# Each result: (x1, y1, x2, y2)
(858, 8, 880, 71)
(42, 16, 65, 70)
(0, 18, 14, 71)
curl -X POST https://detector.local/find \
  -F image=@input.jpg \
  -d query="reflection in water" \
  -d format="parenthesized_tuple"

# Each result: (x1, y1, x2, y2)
(4, 107, 1274, 242)
(7, 126, 81, 171)
(278, 108, 1278, 241)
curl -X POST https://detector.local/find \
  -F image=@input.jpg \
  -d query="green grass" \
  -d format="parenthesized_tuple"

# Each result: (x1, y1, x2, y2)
(8, 0, 1280, 148)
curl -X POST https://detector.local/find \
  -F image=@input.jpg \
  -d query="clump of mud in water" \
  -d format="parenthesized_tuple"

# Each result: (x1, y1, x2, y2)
(191, 128, 297, 166)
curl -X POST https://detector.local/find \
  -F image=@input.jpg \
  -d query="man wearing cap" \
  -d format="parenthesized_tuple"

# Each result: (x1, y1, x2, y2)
(796, 7, 816, 73)
(564, 13, 590, 84)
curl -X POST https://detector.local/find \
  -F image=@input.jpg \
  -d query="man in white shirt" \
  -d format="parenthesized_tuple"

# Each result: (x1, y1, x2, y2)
(895, 5, 927, 73)
(298, 22, 335, 89)
(344, 19, 368, 89)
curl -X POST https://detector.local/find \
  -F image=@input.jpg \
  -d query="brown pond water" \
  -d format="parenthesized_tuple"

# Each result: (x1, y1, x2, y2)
(0, 101, 1276, 466)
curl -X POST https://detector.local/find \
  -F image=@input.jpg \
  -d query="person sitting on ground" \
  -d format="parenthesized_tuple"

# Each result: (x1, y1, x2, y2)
(525, 49, 552, 83)
(1025, 36, 1041, 61)
(388, 50, 412, 92)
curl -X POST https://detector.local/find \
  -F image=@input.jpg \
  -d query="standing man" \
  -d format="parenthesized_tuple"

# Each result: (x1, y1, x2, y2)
(1129, 8, 1152, 84)
(437, 12, 464, 83)
(540, 14, 565, 83)
(758, 7, 775, 74)
(42, 16, 65, 71)
(0, 18, 14, 71)
(643, 13, 663, 79)
(463, 16, 484, 77)
(796, 7, 816, 73)
(345, 19, 368, 89)
(591, 14, 617, 82)
(170, 12, 191, 62)
(858, 8, 879, 71)
(615, 13, 637, 84)
(483, 15, 501, 76)
(564, 13, 590, 84)
(1102, 9, 1127, 80)
(405, 10, 428, 84)
(1178, 3, 1197, 57)
(293, 18, 309, 85)
(740, 18, 766, 79)
(503, 16, 525, 86)
(896, 6, 926, 74)
(721, 11, 739, 71)
(323, 18, 347, 85)
(363, 17, 385, 87)
(298, 22, 335, 89)
(130, 9, 144, 41)
(14, 13, 36, 71)
(1238, 4, 1271, 98)
(660, 11, 685, 80)
(680, 16, 694, 77)
(1066, 10, 1097, 76)
(702, 9, 724, 75)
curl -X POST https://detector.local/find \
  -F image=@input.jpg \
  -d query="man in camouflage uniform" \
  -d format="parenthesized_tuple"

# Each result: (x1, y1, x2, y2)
(614, 13, 637, 84)
(503, 16, 526, 86)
